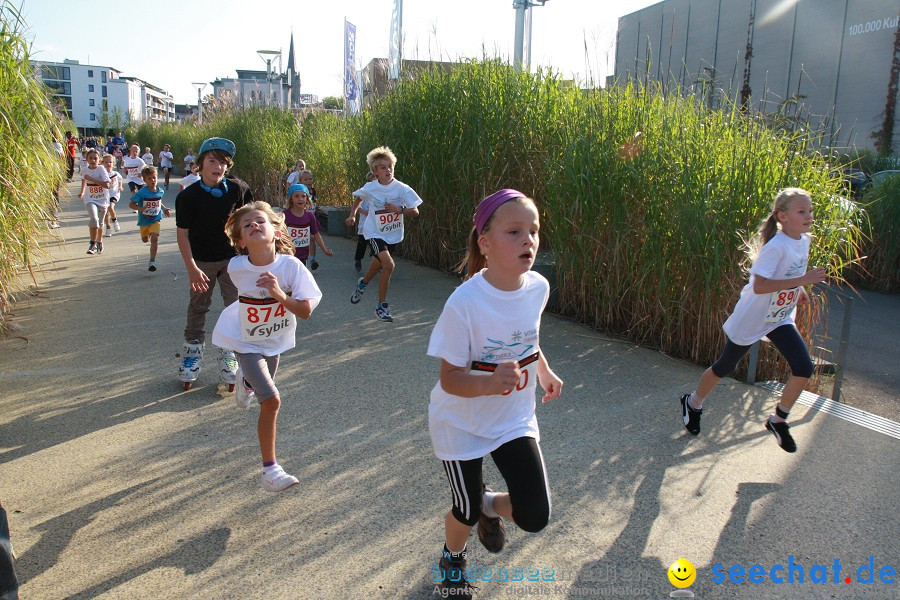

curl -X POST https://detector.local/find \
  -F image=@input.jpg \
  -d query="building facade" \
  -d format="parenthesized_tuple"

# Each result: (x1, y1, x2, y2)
(32, 59, 175, 135)
(614, 0, 900, 150)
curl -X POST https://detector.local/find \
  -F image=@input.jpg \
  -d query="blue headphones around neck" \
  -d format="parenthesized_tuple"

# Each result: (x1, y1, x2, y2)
(200, 179, 228, 198)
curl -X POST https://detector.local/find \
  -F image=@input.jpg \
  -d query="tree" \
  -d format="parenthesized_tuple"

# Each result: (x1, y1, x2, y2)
(872, 11, 899, 155)
(322, 96, 343, 110)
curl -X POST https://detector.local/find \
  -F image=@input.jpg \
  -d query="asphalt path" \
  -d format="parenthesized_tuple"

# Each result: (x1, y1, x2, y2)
(0, 177, 897, 599)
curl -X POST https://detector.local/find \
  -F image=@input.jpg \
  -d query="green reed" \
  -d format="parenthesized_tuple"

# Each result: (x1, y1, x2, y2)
(0, 1, 67, 320)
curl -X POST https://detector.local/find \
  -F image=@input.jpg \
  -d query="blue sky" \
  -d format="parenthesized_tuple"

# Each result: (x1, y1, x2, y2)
(21, 0, 659, 104)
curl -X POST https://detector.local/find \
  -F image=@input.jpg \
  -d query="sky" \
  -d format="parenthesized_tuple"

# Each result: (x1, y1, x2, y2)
(20, 0, 661, 105)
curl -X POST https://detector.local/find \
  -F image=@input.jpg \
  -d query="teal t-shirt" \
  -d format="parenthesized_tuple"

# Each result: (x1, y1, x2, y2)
(132, 186, 165, 226)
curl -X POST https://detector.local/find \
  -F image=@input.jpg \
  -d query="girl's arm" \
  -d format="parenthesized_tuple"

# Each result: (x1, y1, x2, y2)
(255, 272, 312, 320)
(313, 233, 333, 256)
(439, 359, 521, 398)
(752, 268, 826, 294)
(535, 352, 563, 403)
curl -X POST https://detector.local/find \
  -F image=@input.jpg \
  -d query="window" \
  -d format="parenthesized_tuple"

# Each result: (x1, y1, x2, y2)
(88, 84, 94, 92)
(101, 85, 107, 98)
(43, 80, 71, 95)
(90, 113, 96, 121)
(40, 65, 70, 80)
(88, 69, 93, 77)
(101, 71, 107, 83)
(89, 99, 95, 106)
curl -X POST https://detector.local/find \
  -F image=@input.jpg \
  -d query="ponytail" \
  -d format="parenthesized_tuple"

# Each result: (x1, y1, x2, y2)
(456, 227, 486, 280)
(757, 213, 779, 245)
(747, 187, 811, 262)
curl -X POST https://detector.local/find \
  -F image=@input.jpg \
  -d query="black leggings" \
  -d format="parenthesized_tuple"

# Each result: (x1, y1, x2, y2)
(354, 234, 367, 261)
(442, 436, 551, 533)
(712, 324, 813, 379)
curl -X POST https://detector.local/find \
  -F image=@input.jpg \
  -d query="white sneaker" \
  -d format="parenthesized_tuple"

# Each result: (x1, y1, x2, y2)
(113, 220, 121, 232)
(235, 367, 255, 409)
(261, 465, 299, 492)
(104, 227, 112, 237)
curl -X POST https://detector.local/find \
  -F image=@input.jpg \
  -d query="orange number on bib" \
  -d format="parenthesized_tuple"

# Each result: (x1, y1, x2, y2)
(501, 369, 530, 396)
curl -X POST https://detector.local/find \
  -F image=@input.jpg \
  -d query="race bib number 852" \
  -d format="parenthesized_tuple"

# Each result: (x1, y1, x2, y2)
(289, 226, 310, 248)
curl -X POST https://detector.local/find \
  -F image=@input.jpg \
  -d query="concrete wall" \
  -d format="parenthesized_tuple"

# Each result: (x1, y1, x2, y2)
(615, 0, 900, 149)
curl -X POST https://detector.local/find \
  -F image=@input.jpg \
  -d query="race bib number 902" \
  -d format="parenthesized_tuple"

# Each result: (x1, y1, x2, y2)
(374, 209, 403, 235)
(239, 296, 291, 341)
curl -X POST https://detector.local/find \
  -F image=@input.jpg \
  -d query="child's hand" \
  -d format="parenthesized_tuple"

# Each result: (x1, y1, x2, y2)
(803, 266, 826, 286)
(489, 361, 521, 395)
(384, 201, 403, 214)
(324, 248, 334, 257)
(78, 192, 84, 198)
(256, 271, 286, 302)
(538, 366, 563, 403)
(163, 208, 171, 218)
(798, 286, 811, 306)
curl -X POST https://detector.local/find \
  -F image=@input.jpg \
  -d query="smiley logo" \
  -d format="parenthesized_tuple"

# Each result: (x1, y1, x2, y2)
(668, 558, 696, 588)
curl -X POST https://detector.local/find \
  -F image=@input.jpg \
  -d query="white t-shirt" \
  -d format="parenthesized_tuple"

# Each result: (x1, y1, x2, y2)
(107, 170, 121, 199)
(82, 165, 111, 206)
(722, 231, 811, 346)
(141, 153, 154, 166)
(352, 179, 423, 244)
(122, 156, 145, 184)
(180, 173, 200, 189)
(212, 253, 322, 356)
(286, 171, 301, 185)
(183, 153, 194, 168)
(427, 270, 549, 460)
(356, 199, 369, 235)
(159, 151, 173, 168)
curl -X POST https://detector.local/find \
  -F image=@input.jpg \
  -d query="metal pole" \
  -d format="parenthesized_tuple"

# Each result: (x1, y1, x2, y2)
(197, 86, 202, 125)
(831, 293, 853, 402)
(747, 341, 760, 385)
(513, 1, 526, 71)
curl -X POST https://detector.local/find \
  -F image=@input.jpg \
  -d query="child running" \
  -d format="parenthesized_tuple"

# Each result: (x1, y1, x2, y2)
(353, 171, 375, 272)
(282, 184, 333, 268)
(102, 154, 122, 236)
(211, 201, 322, 491)
(680, 187, 827, 452)
(123, 145, 146, 194)
(158, 144, 174, 190)
(79, 148, 111, 255)
(141, 147, 154, 166)
(428, 189, 563, 596)
(345, 146, 422, 322)
(129, 165, 171, 272)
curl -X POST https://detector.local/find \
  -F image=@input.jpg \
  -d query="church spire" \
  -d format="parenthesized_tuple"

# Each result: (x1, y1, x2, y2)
(287, 30, 295, 73)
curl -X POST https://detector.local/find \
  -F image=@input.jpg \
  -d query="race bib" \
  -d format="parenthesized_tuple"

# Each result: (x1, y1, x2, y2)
(470, 351, 540, 396)
(765, 287, 800, 323)
(239, 295, 293, 342)
(128, 166, 142, 178)
(142, 199, 161, 216)
(374, 209, 403, 235)
(288, 226, 310, 248)
(87, 185, 105, 201)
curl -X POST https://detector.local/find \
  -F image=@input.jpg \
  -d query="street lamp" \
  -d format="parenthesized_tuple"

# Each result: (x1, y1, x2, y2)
(257, 49, 282, 107)
(513, 0, 550, 72)
(191, 82, 207, 124)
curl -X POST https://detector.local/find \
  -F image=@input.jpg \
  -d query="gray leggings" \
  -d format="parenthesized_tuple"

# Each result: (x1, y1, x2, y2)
(235, 352, 280, 402)
(86, 202, 108, 228)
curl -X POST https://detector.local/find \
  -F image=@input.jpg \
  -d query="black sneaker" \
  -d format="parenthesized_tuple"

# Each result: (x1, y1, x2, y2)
(477, 487, 506, 553)
(96, 241, 103, 254)
(680, 393, 702, 435)
(86, 242, 97, 255)
(310, 258, 319, 270)
(437, 551, 476, 598)
(766, 419, 797, 453)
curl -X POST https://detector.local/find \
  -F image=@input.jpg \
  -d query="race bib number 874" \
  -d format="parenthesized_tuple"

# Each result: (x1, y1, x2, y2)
(239, 295, 291, 341)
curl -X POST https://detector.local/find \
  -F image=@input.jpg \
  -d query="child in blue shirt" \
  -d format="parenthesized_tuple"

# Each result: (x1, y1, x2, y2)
(129, 165, 171, 272)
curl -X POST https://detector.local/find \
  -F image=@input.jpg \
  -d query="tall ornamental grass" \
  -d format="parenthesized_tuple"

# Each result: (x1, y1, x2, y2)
(126, 106, 302, 205)
(0, 1, 66, 319)
(306, 61, 863, 378)
(854, 176, 900, 292)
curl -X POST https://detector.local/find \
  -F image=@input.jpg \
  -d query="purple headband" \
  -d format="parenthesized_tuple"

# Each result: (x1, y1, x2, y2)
(474, 188, 525, 235)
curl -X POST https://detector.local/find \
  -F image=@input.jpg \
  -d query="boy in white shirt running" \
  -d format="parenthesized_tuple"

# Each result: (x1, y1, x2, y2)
(345, 147, 422, 322)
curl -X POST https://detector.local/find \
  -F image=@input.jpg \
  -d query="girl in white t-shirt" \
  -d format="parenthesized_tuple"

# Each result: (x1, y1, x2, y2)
(212, 201, 322, 492)
(78, 148, 111, 255)
(427, 189, 563, 594)
(122, 145, 146, 193)
(141, 147, 154, 166)
(680, 188, 827, 453)
(183, 149, 195, 175)
(158, 144, 174, 189)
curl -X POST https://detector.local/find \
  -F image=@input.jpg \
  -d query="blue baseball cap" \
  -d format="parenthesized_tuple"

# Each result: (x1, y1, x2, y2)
(286, 183, 310, 198)
(198, 137, 236, 157)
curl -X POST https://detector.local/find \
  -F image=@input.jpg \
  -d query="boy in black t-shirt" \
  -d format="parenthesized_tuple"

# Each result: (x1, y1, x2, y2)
(174, 137, 253, 389)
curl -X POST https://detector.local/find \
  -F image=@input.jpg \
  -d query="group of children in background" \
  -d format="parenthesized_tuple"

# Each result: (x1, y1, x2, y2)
(71, 133, 825, 597)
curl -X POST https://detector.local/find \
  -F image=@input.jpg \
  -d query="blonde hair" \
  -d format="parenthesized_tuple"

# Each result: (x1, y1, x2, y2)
(746, 187, 812, 262)
(366, 146, 397, 170)
(225, 201, 294, 256)
(84, 148, 100, 159)
(141, 165, 157, 178)
(283, 187, 309, 210)
(456, 196, 536, 279)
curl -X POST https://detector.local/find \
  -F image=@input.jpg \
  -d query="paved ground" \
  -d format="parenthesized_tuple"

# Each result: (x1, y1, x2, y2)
(0, 177, 897, 599)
